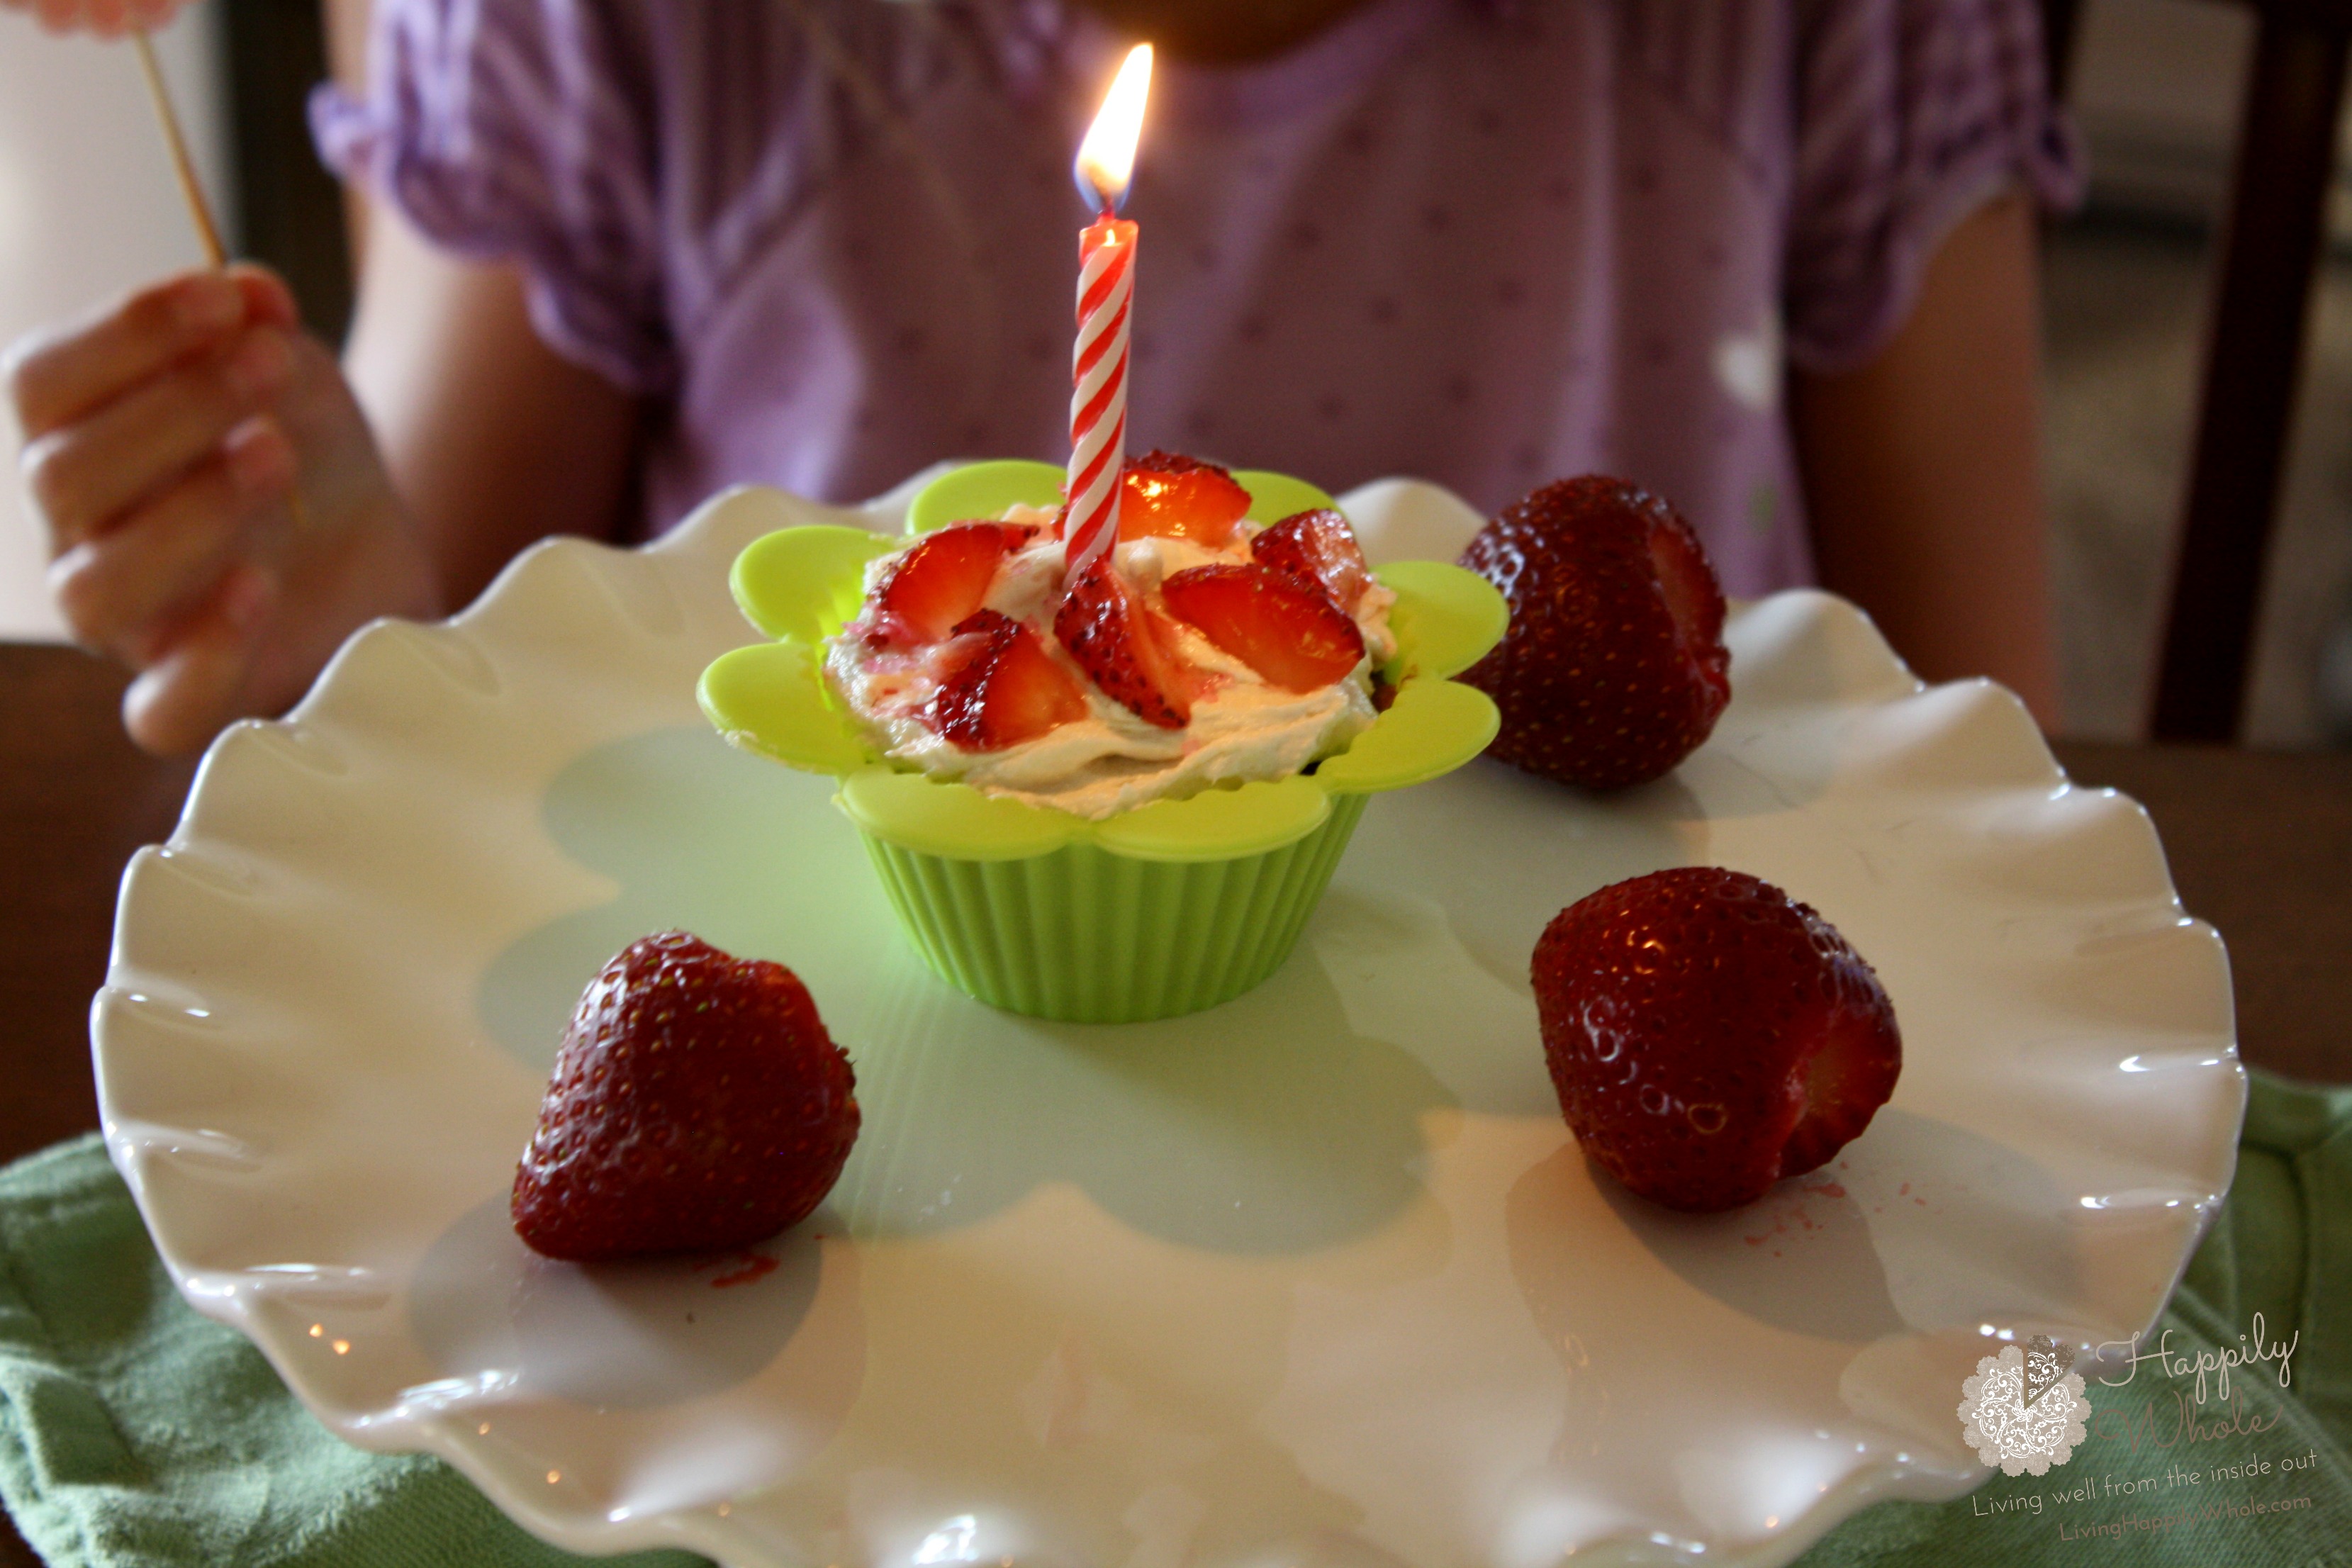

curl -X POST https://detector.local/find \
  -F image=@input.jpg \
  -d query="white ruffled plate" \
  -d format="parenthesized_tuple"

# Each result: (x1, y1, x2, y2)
(95, 476, 2243, 1568)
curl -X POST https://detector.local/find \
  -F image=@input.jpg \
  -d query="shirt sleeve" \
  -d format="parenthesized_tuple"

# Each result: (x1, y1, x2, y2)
(1783, 0, 2084, 374)
(309, 0, 675, 396)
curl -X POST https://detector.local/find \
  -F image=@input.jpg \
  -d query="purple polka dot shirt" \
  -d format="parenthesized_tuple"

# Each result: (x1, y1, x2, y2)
(314, 0, 2078, 597)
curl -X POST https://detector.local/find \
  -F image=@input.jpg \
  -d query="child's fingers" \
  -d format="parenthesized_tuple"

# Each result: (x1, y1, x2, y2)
(227, 264, 302, 332)
(120, 564, 276, 758)
(26, 0, 88, 32)
(11, 0, 194, 36)
(4, 270, 245, 439)
(46, 417, 293, 664)
(21, 324, 294, 551)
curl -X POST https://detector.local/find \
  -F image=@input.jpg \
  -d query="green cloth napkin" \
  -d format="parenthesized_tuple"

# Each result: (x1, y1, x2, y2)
(0, 1140, 704, 1568)
(3, 1073, 2346, 1567)
(1794, 1070, 2352, 1567)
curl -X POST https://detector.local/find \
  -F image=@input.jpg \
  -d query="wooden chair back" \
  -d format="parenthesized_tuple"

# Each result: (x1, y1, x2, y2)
(2046, 0, 2352, 741)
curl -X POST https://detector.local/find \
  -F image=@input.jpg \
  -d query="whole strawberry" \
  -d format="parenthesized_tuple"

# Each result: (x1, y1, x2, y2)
(1458, 476, 1729, 789)
(1533, 868, 1900, 1213)
(512, 932, 861, 1260)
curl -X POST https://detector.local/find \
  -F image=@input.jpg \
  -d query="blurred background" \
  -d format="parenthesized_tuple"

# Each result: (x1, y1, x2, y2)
(2051, 0, 2352, 747)
(3, 0, 2349, 748)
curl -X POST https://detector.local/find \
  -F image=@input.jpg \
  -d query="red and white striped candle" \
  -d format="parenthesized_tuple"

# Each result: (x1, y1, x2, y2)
(1063, 45, 1153, 580)
(1063, 218, 1135, 576)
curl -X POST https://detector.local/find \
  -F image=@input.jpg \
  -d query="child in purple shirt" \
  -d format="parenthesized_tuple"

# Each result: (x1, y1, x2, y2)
(7, 0, 2076, 753)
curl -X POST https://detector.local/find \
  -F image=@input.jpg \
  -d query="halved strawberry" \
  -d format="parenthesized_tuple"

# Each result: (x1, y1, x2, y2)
(1119, 450, 1251, 545)
(866, 524, 1036, 647)
(1251, 507, 1370, 612)
(1053, 556, 1193, 727)
(1160, 564, 1366, 691)
(927, 610, 1089, 749)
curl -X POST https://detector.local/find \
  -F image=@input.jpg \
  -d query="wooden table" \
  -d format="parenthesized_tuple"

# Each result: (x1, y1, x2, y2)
(3, 640, 2348, 1565)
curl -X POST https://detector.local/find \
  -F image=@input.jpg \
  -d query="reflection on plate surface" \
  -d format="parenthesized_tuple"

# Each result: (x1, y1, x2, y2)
(96, 478, 2244, 1568)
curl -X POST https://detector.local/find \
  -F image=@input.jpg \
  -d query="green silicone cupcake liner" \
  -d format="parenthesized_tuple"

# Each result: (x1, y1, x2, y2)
(858, 793, 1367, 1024)
(700, 463, 1508, 1023)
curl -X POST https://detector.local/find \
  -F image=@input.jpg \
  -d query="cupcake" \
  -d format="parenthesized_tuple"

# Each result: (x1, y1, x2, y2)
(699, 456, 1506, 1023)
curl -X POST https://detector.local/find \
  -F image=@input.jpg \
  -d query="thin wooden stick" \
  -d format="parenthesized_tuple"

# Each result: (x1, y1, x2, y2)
(131, 28, 314, 534)
(131, 30, 227, 269)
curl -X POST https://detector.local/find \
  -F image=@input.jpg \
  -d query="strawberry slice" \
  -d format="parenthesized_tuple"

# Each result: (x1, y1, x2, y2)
(1160, 564, 1367, 691)
(1119, 450, 1251, 546)
(927, 610, 1089, 749)
(1251, 507, 1370, 612)
(1053, 556, 1193, 728)
(866, 523, 1036, 647)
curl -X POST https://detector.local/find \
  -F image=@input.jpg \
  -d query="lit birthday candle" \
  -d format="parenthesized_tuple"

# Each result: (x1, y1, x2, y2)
(1063, 43, 1153, 581)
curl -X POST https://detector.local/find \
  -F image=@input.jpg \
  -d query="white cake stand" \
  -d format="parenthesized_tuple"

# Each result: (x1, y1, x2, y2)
(94, 476, 2241, 1568)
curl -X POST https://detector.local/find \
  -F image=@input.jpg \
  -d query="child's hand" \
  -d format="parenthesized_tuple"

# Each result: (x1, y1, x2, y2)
(2, 0, 190, 35)
(6, 267, 441, 754)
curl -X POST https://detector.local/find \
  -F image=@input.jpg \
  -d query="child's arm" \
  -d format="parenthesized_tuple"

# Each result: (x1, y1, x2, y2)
(344, 203, 641, 612)
(1791, 191, 2064, 730)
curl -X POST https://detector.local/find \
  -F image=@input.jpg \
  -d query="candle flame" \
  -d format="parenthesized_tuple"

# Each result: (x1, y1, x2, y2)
(1075, 44, 1153, 211)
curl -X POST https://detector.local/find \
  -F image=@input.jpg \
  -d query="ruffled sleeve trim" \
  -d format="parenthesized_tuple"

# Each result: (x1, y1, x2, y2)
(1783, 0, 2085, 376)
(308, 0, 676, 398)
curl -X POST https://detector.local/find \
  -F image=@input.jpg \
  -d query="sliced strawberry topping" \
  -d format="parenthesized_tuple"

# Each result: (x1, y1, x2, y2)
(1119, 450, 1251, 546)
(1251, 507, 1370, 612)
(1053, 556, 1193, 727)
(1160, 564, 1367, 692)
(926, 609, 1089, 749)
(866, 524, 1035, 648)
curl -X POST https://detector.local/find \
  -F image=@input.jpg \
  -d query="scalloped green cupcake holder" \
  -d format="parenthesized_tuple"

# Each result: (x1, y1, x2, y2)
(700, 461, 1508, 1025)
(861, 793, 1367, 1024)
